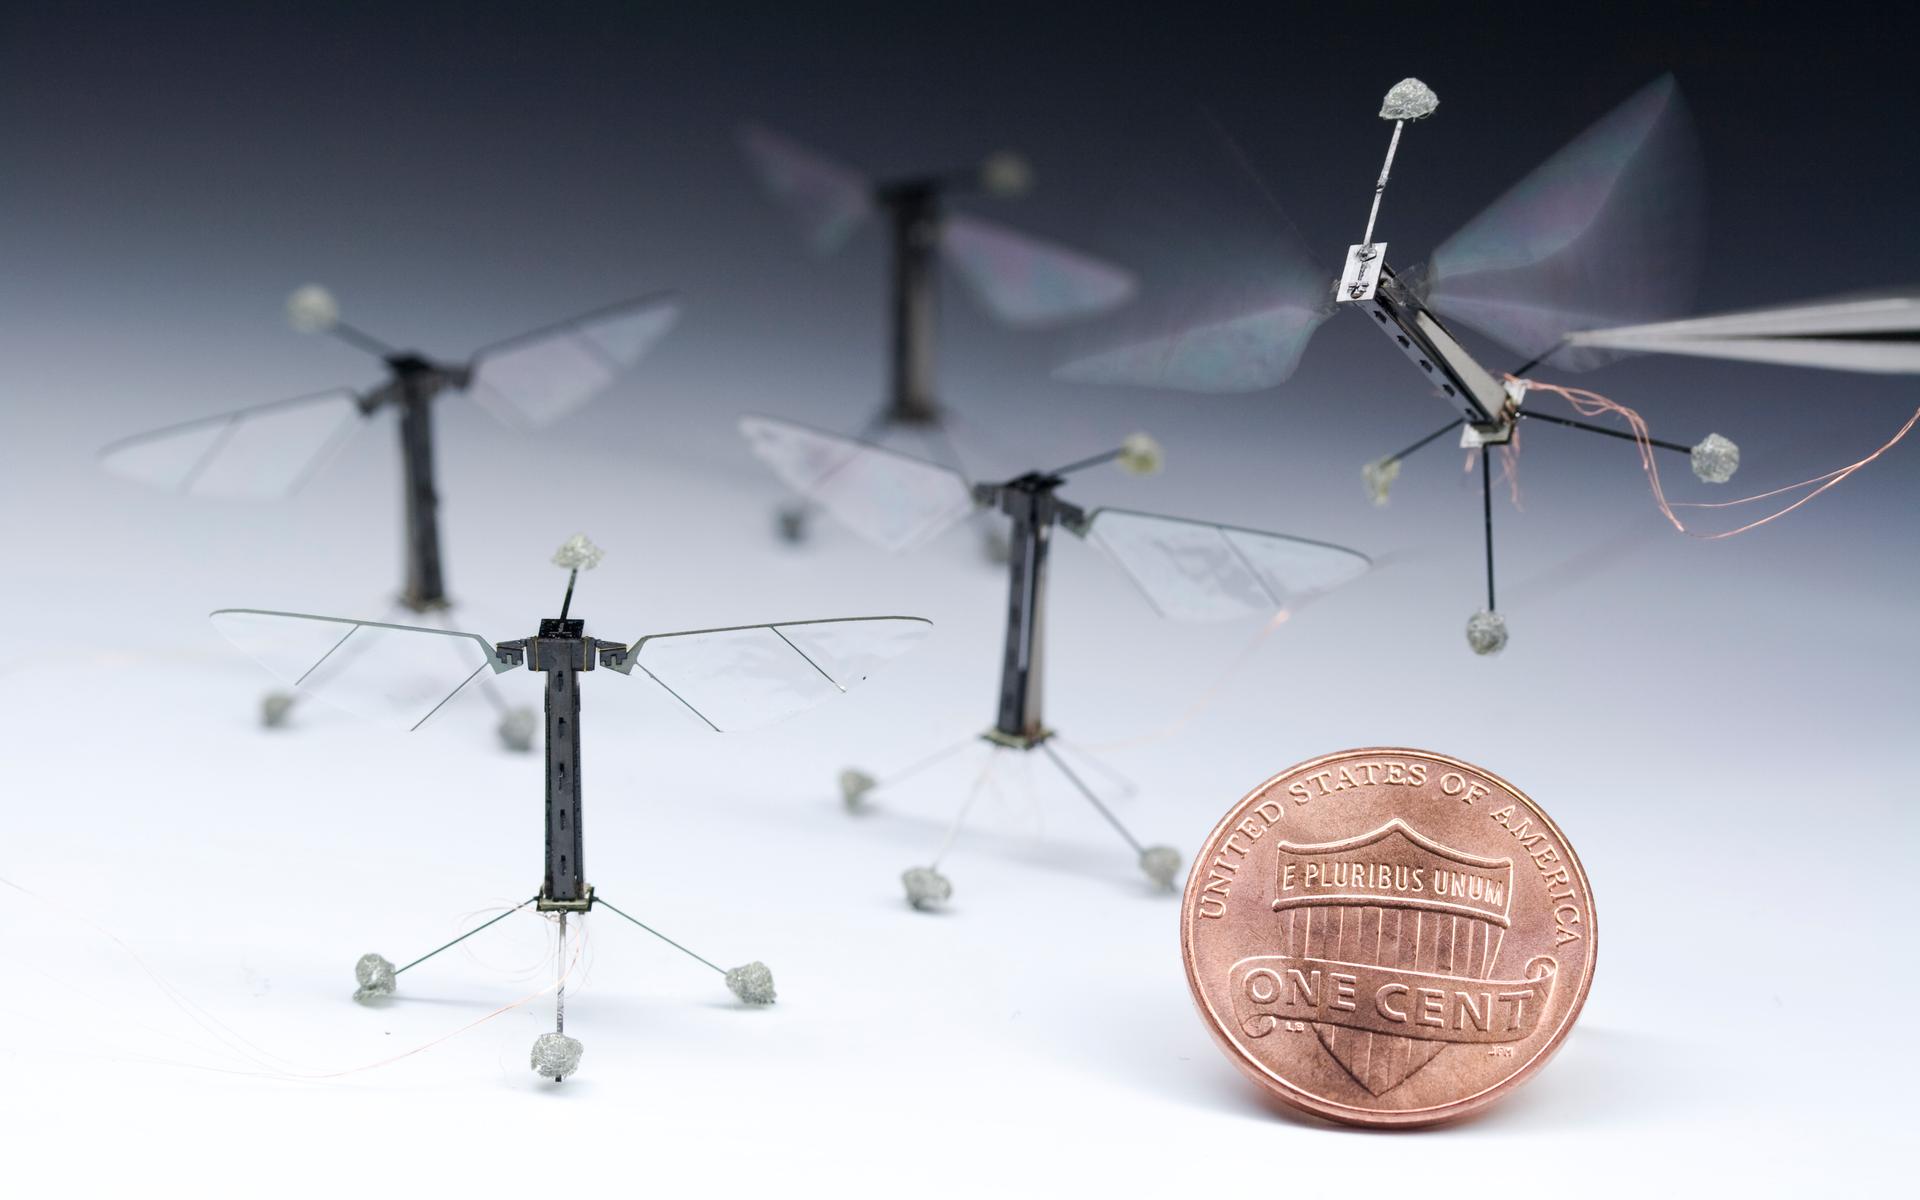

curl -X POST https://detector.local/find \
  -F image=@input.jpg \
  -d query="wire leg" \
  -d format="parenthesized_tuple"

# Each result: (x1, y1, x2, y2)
(1388, 417, 1467, 467)
(841, 735, 984, 811)
(596, 895, 776, 1004)
(931, 749, 1003, 868)
(1040, 741, 1142, 855)
(393, 896, 540, 978)
(529, 911, 582, 1081)
(1048, 736, 1140, 800)
(554, 912, 567, 1036)
(594, 896, 724, 976)
(1041, 741, 1182, 889)
(1519, 409, 1692, 455)
(900, 749, 1002, 911)
(1482, 443, 1497, 613)
(883, 737, 986, 790)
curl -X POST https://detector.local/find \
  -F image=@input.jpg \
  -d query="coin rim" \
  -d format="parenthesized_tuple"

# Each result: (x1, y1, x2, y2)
(1179, 747, 1598, 1128)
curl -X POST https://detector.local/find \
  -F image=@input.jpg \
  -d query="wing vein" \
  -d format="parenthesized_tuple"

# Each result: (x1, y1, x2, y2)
(411, 661, 489, 732)
(296, 624, 362, 686)
(178, 414, 245, 495)
(636, 663, 722, 733)
(1219, 528, 1283, 609)
(771, 626, 843, 692)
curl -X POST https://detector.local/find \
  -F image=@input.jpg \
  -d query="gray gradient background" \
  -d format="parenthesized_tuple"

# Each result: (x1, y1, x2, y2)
(0, 3, 1914, 1195)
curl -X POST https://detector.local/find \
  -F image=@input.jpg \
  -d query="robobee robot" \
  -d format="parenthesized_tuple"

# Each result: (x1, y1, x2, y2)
(213, 535, 930, 1080)
(104, 286, 679, 746)
(1059, 77, 1747, 655)
(740, 124, 1137, 554)
(740, 417, 1370, 908)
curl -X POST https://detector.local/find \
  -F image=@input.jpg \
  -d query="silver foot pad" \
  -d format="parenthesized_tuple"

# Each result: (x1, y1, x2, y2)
(725, 962, 777, 1005)
(839, 768, 877, 813)
(261, 691, 296, 728)
(353, 953, 396, 1003)
(1465, 609, 1508, 656)
(902, 866, 952, 911)
(498, 706, 538, 753)
(531, 1031, 583, 1081)
(1139, 846, 1182, 890)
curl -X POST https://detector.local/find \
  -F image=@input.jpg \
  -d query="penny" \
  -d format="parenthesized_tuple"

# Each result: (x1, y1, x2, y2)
(1180, 748, 1596, 1127)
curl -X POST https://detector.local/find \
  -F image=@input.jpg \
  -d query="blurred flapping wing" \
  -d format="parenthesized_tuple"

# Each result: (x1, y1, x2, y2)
(612, 616, 931, 732)
(1054, 296, 1335, 393)
(738, 123, 874, 254)
(1420, 76, 1702, 372)
(100, 389, 363, 500)
(1078, 508, 1369, 622)
(941, 214, 1136, 326)
(211, 609, 514, 732)
(466, 294, 681, 429)
(739, 415, 976, 552)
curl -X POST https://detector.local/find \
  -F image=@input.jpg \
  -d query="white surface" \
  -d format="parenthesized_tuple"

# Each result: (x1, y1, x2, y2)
(1, 361, 1914, 1197)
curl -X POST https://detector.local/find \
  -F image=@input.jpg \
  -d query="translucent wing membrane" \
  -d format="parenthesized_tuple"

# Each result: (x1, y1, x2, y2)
(211, 609, 511, 732)
(940, 214, 1136, 326)
(1565, 289, 1920, 373)
(738, 123, 874, 254)
(1422, 75, 1702, 372)
(466, 294, 681, 429)
(622, 616, 932, 732)
(1055, 297, 1335, 393)
(100, 389, 363, 499)
(1053, 107, 1339, 395)
(1079, 508, 1370, 622)
(739, 415, 975, 552)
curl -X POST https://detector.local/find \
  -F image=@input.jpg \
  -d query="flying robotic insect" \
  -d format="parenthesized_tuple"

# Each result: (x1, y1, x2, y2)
(102, 285, 680, 747)
(739, 123, 1137, 553)
(1058, 76, 1744, 655)
(211, 535, 930, 1081)
(739, 417, 1370, 909)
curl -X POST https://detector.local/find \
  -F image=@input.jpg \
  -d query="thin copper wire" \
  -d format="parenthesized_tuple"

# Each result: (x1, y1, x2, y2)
(1510, 376, 1918, 539)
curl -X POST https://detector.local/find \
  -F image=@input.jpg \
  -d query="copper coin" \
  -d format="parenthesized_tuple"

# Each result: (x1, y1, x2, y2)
(1180, 748, 1596, 1127)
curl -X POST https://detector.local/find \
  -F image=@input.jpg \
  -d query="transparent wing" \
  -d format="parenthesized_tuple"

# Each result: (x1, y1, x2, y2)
(621, 616, 931, 732)
(940, 214, 1136, 326)
(210, 609, 512, 732)
(738, 123, 874, 254)
(1054, 298, 1334, 393)
(1079, 508, 1370, 622)
(739, 415, 975, 552)
(1565, 289, 1920, 373)
(466, 294, 681, 429)
(1052, 108, 1339, 395)
(99, 389, 363, 500)
(1421, 75, 1702, 372)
